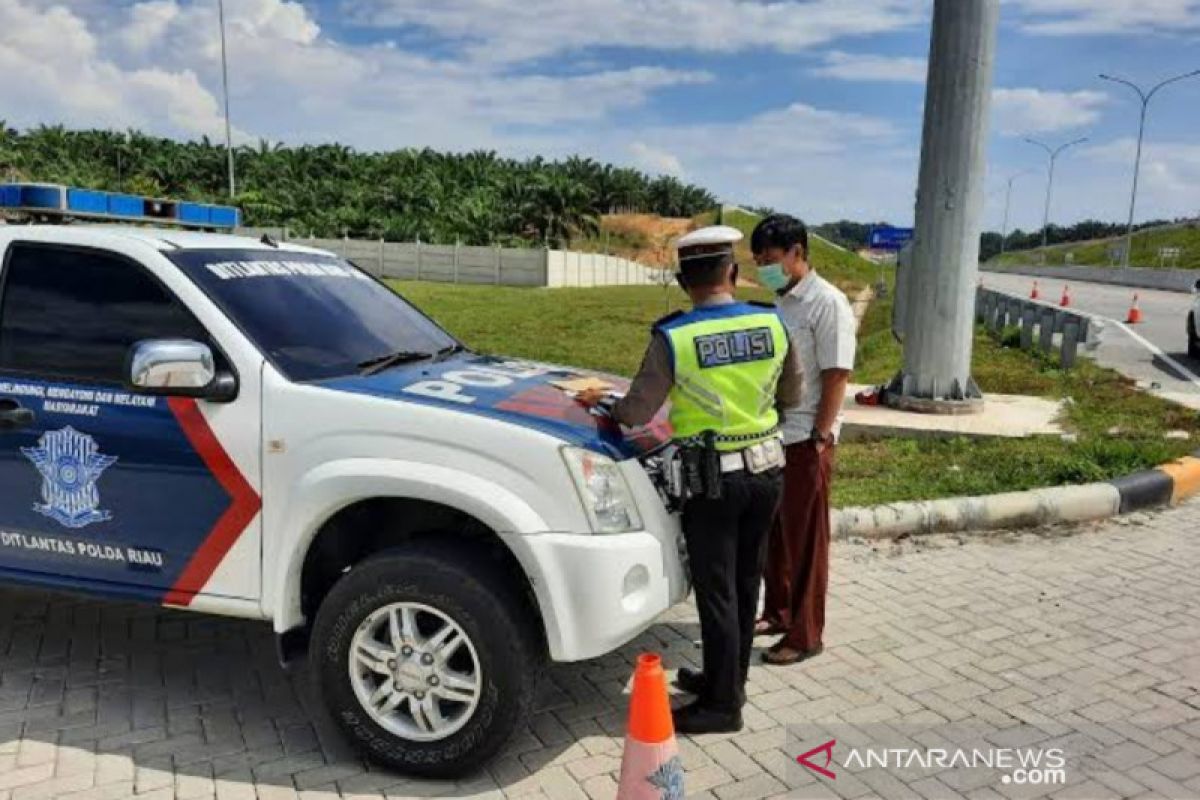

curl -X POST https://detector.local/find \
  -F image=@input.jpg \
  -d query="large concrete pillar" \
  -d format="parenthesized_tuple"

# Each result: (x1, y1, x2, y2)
(886, 0, 999, 414)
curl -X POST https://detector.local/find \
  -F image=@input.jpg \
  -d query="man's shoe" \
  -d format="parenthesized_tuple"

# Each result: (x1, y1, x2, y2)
(762, 643, 824, 666)
(672, 701, 743, 735)
(673, 667, 706, 696)
(753, 618, 788, 637)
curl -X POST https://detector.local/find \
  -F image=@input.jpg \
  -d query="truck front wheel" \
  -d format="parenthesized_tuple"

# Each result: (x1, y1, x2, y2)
(1189, 313, 1200, 360)
(310, 546, 541, 777)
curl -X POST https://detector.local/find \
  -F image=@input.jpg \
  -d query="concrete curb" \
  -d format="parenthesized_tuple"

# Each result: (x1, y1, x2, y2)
(832, 448, 1200, 540)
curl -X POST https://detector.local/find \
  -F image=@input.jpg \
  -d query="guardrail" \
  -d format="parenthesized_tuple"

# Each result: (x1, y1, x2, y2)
(975, 287, 1101, 369)
(982, 263, 1200, 294)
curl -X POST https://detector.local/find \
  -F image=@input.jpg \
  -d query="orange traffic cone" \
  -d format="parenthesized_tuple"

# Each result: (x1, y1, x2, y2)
(617, 654, 683, 800)
(1126, 293, 1143, 324)
(1030, 280, 1040, 300)
(1060, 284, 1071, 308)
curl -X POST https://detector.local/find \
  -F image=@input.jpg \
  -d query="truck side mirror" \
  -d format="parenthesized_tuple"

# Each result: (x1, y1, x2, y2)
(126, 339, 238, 402)
(1193, 278, 1200, 294)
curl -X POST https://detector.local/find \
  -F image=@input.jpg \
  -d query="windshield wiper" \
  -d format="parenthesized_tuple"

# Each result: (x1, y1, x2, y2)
(357, 350, 435, 376)
(431, 343, 467, 363)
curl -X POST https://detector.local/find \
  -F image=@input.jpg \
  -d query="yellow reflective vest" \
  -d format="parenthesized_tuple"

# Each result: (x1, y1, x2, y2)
(655, 302, 789, 451)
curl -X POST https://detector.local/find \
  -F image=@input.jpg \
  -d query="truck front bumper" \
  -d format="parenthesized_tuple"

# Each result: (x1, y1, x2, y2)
(524, 525, 688, 662)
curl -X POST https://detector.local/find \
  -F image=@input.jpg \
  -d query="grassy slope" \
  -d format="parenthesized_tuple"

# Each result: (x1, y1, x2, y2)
(989, 223, 1200, 270)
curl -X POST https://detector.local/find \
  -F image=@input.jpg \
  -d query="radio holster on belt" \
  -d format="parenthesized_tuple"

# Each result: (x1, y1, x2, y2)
(676, 430, 723, 501)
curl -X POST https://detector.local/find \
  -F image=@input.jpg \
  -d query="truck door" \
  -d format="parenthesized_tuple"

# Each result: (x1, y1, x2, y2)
(0, 242, 261, 604)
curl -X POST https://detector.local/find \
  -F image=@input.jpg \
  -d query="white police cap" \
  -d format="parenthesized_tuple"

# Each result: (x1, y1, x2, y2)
(676, 225, 743, 263)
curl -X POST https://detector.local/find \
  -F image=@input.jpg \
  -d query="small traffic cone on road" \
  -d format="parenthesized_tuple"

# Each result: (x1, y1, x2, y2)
(1126, 293, 1143, 324)
(617, 654, 684, 800)
(1030, 280, 1040, 300)
(1060, 284, 1071, 308)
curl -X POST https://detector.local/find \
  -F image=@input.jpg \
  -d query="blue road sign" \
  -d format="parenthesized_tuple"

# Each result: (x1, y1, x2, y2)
(868, 226, 914, 251)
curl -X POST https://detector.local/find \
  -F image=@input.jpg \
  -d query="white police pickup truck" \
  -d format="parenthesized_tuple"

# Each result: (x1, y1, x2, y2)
(0, 224, 687, 775)
(1189, 277, 1200, 359)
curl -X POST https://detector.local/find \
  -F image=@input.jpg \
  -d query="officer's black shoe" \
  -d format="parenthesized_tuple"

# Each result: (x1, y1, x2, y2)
(673, 667, 706, 696)
(671, 701, 743, 735)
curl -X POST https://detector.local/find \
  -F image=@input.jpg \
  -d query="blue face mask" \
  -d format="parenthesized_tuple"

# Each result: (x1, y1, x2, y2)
(757, 263, 791, 292)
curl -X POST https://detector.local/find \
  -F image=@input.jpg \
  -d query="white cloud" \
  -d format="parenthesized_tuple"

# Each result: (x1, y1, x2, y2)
(990, 88, 1107, 135)
(0, 0, 921, 223)
(0, 0, 238, 140)
(0, 0, 711, 152)
(629, 143, 684, 177)
(983, 136, 1200, 232)
(812, 51, 927, 83)
(1084, 138, 1200, 213)
(1009, 0, 1200, 35)
(609, 103, 912, 221)
(346, 0, 928, 63)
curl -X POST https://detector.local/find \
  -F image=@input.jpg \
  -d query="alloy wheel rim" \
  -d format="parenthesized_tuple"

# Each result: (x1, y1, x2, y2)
(348, 601, 483, 742)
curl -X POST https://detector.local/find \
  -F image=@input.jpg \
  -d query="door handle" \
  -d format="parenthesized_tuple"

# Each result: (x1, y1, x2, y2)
(0, 399, 35, 431)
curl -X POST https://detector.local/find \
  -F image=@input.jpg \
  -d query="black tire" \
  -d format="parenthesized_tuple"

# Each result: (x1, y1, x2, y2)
(310, 544, 542, 777)
(1189, 313, 1200, 360)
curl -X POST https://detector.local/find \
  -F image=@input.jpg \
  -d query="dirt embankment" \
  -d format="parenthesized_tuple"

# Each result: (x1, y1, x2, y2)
(599, 214, 694, 267)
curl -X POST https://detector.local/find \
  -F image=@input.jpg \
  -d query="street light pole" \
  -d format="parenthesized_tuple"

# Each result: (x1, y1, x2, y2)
(1000, 169, 1034, 255)
(1024, 136, 1088, 253)
(886, 0, 999, 414)
(1099, 70, 1200, 267)
(217, 0, 236, 198)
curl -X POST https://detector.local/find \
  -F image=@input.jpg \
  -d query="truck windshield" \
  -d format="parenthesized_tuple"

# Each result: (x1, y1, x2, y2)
(171, 249, 459, 381)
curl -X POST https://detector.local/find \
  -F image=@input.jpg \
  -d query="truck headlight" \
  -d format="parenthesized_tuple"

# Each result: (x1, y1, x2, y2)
(561, 447, 642, 534)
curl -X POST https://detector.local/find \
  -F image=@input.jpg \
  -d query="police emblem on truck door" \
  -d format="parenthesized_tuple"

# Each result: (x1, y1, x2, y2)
(21, 426, 118, 529)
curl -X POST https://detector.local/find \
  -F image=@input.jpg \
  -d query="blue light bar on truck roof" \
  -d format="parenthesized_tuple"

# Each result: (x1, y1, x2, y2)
(0, 183, 240, 230)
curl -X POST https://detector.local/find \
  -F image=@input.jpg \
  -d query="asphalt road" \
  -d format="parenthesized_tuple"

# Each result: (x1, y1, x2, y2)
(982, 270, 1200, 411)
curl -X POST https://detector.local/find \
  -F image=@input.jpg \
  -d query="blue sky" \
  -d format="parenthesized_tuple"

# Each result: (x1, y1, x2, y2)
(2, 0, 1198, 230)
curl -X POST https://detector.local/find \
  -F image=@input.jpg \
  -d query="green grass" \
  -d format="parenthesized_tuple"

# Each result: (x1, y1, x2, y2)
(393, 281, 771, 376)
(854, 295, 1060, 395)
(390, 276, 1200, 509)
(989, 222, 1200, 270)
(835, 295, 1200, 507)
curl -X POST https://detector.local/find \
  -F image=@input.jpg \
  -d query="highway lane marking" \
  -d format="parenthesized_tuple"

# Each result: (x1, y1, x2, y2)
(1108, 320, 1200, 391)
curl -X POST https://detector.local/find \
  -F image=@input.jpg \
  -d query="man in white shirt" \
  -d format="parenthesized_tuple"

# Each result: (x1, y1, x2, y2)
(749, 214, 856, 666)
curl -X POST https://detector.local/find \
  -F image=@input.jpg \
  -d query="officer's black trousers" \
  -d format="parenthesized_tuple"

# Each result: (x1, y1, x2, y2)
(682, 468, 783, 713)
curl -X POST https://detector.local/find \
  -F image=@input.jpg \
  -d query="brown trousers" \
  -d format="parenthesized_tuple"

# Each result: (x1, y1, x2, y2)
(761, 441, 834, 651)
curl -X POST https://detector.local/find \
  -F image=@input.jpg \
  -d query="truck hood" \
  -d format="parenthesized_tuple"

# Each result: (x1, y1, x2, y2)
(316, 352, 672, 460)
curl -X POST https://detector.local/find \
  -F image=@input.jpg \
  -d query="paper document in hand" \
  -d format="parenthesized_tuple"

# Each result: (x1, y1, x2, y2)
(551, 376, 615, 394)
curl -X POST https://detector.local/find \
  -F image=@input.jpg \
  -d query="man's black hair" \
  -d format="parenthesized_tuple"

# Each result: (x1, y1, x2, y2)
(678, 252, 735, 288)
(750, 213, 808, 258)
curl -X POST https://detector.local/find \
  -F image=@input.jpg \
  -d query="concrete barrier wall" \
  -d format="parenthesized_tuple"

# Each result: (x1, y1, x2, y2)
(545, 250, 667, 288)
(289, 238, 547, 286)
(240, 228, 662, 288)
(983, 263, 1200, 294)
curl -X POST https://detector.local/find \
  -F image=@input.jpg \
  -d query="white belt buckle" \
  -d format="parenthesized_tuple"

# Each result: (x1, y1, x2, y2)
(719, 452, 744, 473)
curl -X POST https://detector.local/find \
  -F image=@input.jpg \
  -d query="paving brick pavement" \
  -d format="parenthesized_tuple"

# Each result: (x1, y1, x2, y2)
(1, 503, 1198, 799)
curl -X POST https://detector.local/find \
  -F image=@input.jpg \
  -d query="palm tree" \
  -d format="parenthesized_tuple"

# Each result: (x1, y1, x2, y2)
(3, 125, 720, 243)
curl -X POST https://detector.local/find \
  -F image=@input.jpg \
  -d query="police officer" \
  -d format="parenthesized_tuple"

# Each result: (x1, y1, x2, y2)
(578, 226, 799, 734)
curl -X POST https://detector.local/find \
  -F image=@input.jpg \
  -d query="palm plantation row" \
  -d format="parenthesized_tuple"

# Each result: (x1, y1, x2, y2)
(0, 126, 717, 247)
